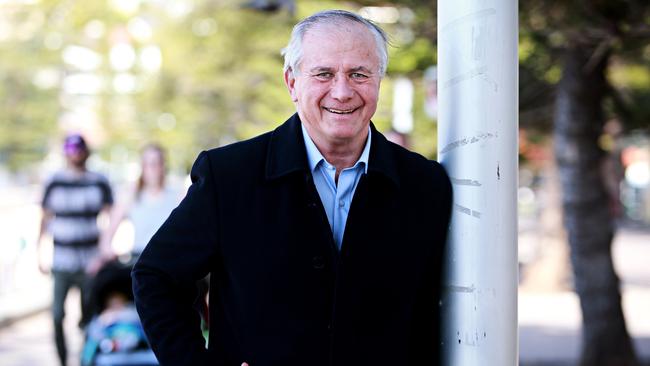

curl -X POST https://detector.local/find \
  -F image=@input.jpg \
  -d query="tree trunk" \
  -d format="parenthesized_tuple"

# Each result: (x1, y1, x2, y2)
(553, 44, 638, 366)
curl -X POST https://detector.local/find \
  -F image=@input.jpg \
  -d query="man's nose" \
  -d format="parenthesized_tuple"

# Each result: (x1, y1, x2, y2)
(330, 76, 354, 101)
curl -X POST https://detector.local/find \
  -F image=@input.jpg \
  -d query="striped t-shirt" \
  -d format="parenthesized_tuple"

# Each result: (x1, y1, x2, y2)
(42, 169, 113, 272)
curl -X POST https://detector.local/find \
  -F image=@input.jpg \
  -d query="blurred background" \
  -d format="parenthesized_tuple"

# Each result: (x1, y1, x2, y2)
(0, 0, 649, 365)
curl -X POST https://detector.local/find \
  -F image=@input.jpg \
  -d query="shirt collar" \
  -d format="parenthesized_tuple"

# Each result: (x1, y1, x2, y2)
(265, 114, 399, 187)
(301, 123, 371, 174)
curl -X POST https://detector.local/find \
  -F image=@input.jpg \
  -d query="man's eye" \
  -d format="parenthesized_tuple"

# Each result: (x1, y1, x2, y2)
(315, 72, 333, 78)
(351, 73, 368, 79)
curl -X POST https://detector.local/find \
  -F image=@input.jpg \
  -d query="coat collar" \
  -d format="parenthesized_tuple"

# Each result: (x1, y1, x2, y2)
(265, 113, 400, 187)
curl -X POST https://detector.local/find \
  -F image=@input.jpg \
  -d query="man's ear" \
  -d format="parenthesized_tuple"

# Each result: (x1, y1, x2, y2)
(284, 68, 298, 102)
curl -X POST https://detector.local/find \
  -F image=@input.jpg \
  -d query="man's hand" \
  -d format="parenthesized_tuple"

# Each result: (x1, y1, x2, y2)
(36, 236, 50, 275)
(99, 243, 116, 261)
(86, 246, 117, 275)
(37, 209, 53, 275)
(37, 256, 49, 275)
(85, 256, 105, 276)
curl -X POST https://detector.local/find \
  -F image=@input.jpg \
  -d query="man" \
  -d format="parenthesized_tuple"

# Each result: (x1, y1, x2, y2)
(132, 10, 452, 366)
(38, 134, 113, 366)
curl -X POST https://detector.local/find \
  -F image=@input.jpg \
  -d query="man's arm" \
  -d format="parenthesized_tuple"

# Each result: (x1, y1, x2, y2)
(132, 151, 219, 366)
(411, 161, 453, 365)
(86, 201, 117, 275)
(36, 208, 53, 274)
(98, 202, 117, 256)
(86, 189, 133, 275)
(87, 176, 116, 274)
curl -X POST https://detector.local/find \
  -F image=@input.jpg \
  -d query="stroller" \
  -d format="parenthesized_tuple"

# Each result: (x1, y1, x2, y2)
(81, 259, 158, 366)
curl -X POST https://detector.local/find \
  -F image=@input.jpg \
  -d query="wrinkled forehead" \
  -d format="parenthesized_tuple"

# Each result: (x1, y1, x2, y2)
(300, 22, 379, 65)
(305, 20, 373, 43)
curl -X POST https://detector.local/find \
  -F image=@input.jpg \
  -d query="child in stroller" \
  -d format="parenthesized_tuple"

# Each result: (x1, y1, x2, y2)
(81, 259, 158, 366)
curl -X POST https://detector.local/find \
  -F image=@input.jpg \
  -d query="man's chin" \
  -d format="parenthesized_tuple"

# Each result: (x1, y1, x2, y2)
(326, 125, 369, 143)
(70, 161, 86, 169)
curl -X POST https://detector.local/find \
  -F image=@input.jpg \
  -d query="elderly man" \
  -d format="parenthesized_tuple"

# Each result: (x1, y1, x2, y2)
(132, 9, 452, 366)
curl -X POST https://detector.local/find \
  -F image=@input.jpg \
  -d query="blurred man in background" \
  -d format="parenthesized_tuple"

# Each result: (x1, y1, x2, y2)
(37, 134, 113, 366)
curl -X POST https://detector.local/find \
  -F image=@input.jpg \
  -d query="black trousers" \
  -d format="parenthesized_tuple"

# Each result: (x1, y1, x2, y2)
(52, 270, 91, 366)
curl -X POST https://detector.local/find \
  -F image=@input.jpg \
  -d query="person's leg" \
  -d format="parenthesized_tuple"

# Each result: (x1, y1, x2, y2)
(74, 271, 93, 328)
(52, 271, 72, 366)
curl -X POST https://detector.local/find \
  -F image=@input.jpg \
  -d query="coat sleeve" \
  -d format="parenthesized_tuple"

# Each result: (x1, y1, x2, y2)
(132, 151, 219, 366)
(410, 161, 453, 365)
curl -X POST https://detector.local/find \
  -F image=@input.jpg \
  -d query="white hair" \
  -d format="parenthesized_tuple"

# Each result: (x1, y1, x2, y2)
(281, 9, 389, 77)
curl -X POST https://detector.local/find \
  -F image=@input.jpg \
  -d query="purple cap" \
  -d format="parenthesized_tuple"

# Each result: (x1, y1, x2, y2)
(63, 134, 88, 154)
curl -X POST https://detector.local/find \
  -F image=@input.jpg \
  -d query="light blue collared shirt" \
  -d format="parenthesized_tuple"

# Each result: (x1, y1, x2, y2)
(301, 124, 371, 250)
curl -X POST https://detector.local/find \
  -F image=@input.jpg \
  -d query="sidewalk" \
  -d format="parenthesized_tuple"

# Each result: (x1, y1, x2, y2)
(519, 227, 650, 365)
(0, 288, 84, 366)
(519, 288, 650, 365)
(0, 274, 51, 328)
(1, 227, 648, 364)
(0, 188, 50, 328)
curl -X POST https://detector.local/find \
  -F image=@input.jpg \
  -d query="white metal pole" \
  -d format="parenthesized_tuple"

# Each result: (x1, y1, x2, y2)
(437, 0, 519, 365)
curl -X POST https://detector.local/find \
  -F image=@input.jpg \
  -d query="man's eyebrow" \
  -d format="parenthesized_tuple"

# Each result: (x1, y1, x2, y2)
(349, 66, 374, 74)
(309, 66, 334, 73)
(308, 66, 375, 74)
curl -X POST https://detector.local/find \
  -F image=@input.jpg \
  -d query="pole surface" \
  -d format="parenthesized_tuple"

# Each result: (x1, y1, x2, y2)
(437, 0, 519, 364)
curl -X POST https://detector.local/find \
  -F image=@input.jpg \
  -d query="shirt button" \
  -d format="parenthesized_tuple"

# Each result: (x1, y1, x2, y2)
(312, 256, 325, 269)
(338, 199, 345, 207)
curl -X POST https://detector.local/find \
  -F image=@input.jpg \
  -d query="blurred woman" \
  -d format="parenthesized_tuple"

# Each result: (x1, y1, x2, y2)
(81, 144, 189, 364)
(94, 143, 181, 268)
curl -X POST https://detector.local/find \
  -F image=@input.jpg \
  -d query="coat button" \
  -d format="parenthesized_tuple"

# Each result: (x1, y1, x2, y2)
(312, 256, 325, 269)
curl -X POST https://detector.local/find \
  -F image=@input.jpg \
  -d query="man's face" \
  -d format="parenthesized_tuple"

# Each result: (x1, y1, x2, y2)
(284, 22, 381, 148)
(65, 147, 88, 168)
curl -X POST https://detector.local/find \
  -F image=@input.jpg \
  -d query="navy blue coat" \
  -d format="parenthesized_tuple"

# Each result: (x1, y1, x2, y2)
(132, 114, 452, 366)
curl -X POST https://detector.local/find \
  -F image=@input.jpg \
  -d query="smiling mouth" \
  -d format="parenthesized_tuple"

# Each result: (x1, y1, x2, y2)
(323, 107, 358, 114)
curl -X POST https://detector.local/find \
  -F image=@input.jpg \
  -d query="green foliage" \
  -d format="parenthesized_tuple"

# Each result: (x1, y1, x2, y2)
(2, 0, 647, 175)
(133, 4, 297, 168)
(0, 72, 58, 170)
(0, 6, 59, 171)
(1, 0, 448, 173)
(388, 38, 436, 75)
(609, 63, 650, 90)
(519, 0, 650, 133)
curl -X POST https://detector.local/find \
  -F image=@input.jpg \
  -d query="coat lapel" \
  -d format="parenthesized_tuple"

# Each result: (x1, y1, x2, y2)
(265, 113, 309, 181)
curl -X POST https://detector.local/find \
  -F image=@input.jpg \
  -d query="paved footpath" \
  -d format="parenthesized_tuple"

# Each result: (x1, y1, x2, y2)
(519, 227, 650, 365)
(1, 228, 649, 365)
(0, 291, 83, 366)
